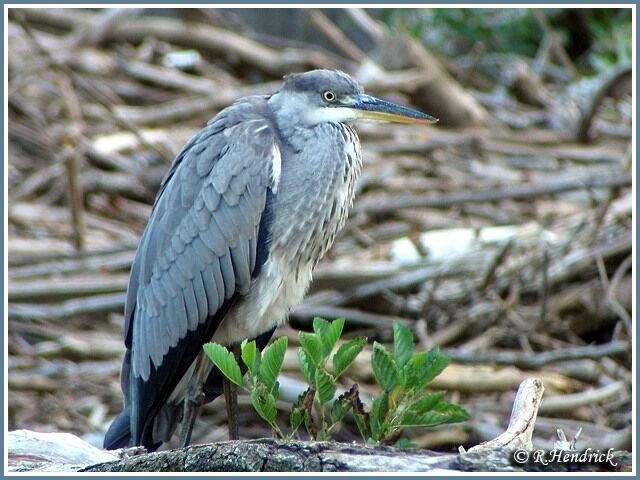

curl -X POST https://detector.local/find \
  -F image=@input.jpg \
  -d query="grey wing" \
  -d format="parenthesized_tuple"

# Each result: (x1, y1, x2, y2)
(124, 102, 281, 384)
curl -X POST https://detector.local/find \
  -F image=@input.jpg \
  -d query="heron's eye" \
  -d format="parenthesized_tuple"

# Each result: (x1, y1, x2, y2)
(322, 91, 336, 102)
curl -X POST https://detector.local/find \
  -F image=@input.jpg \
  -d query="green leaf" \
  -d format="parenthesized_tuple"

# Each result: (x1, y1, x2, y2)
(250, 384, 277, 424)
(404, 348, 450, 393)
(319, 318, 345, 356)
(407, 391, 447, 414)
(290, 407, 305, 432)
(299, 332, 324, 367)
(394, 438, 418, 449)
(421, 348, 450, 385)
(240, 339, 258, 374)
(332, 337, 367, 378)
(433, 402, 471, 423)
(329, 397, 352, 424)
(400, 402, 469, 427)
(202, 343, 243, 386)
(369, 393, 389, 440)
(258, 337, 287, 392)
(315, 369, 337, 404)
(312, 317, 330, 336)
(298, 349, 317, 385)
(372, 342, 400, 392)
(393, 322, 415, 368)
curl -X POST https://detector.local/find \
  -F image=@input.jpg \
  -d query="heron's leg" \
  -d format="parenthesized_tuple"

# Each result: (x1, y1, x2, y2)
(224, 344, 240, 440)
(180, 353, 207, 448)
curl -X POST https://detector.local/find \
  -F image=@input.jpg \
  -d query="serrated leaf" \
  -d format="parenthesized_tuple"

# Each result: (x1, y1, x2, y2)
(298, 349, 317, 384)
(372, 342, 400, 392)
(312, 317, 329, 336)
(332, 336, 367, 377)
(329, 397, 352, 424)
(299, 332, 324, 367)
(202, 342, 243, 386)
(393, 322, 415, 368)
(407, 391, 447, 414)
(400, 402, 469, 427)
(319, 318, 345, 356)
(315, 369, 337, 404)
(421, 348, 450, 385)
(405, 348, 450, 393)
(258, 337, 287, 392)
(303, 410, 318, 439)
(290, 407, 305, 432)
(330, 384, 364, 426)
(433, 402, 471, 422)
(240, 339, 258, 374)
(250, 384, 277, 424)
(369, 393, 389, 439)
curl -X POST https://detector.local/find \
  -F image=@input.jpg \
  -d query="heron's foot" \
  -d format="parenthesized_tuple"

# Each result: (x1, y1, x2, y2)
(179, 379, 206, 448)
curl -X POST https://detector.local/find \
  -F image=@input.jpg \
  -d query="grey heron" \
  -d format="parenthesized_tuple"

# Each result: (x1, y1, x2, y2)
(103, 69, 436, 451)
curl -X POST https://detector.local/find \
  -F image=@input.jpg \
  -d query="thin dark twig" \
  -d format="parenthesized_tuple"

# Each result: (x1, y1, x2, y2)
(446, 341, 628, 368)
(538, 244, 549, 324)
(353, 171, 632, 215)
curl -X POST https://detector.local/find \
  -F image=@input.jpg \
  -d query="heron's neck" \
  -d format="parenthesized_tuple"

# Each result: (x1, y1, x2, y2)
(269, 122, 362, 267)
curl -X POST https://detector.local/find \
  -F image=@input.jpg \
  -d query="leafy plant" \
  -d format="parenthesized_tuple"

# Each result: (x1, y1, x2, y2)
(203, 336, 288, 437)
(362, 323, 470, 444)
(203, 319, 469, 445)
(294, 317, 367, 440)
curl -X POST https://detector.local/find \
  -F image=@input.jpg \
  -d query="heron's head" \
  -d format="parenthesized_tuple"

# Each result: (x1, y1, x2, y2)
(269, 69, 438, 127)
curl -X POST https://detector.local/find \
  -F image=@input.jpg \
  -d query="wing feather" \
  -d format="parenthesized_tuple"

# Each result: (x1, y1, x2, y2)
(218, 251, 236, 299)
(191, 270, 209, 321)
(121, 96, 282, 447)
(182, 285, 199, 331)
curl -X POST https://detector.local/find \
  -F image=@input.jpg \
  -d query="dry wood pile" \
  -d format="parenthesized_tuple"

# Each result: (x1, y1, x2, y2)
(8, 7, 632, 458)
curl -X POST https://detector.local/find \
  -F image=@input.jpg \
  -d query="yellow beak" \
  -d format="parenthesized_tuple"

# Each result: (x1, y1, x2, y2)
(347, 94, 438, 125)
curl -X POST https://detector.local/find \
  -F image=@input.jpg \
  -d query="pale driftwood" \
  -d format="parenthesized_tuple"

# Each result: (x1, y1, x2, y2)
(8, 430, 118, 472)
(538, 381, 627, 415)
(465, 378, 544, 452)
(8, 273, 129, 302)
(8, 293, 125, 321)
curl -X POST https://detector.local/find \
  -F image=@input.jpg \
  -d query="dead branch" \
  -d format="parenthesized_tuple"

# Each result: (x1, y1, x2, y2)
(353, 171, 631, 215)
(466, 378, 544, 452)
(447, 341, 628, 369)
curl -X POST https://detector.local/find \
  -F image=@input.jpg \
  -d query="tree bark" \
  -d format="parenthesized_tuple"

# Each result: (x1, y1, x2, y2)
(80, 439, 631, 473)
